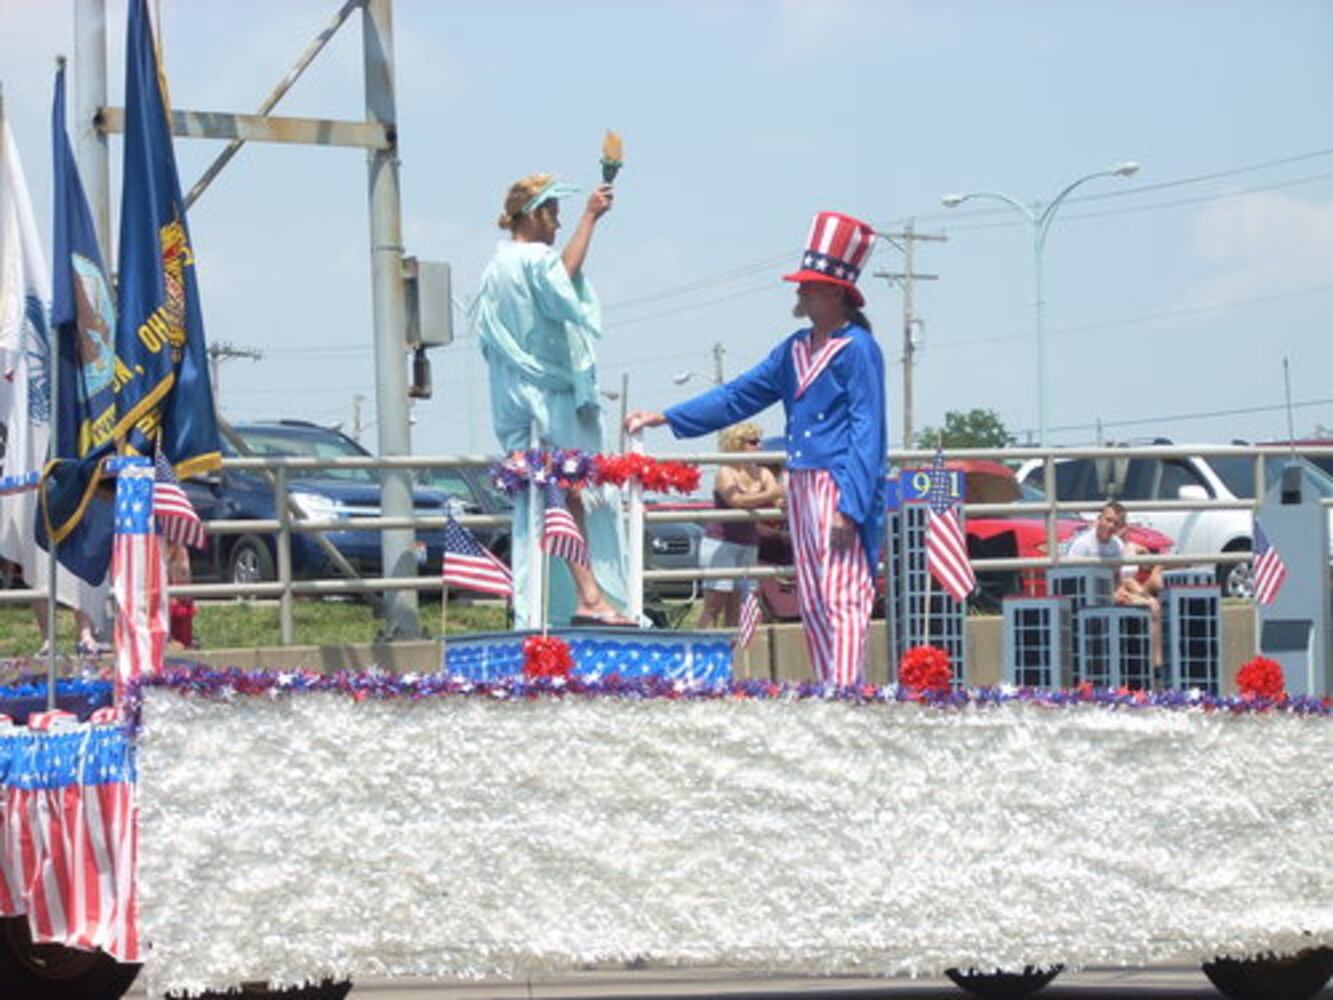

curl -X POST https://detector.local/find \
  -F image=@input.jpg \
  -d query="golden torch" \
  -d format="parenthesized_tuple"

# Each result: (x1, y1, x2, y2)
(601, 130, 624, 184)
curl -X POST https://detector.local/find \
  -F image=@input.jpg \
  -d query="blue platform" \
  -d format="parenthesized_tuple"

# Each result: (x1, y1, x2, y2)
(440, 628, 733, 684)
(0, 678, 114, 725)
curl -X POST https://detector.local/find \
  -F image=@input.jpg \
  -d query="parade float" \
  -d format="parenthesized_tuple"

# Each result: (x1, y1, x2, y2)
(1, 627, 1330, 999)
(1, 4, 1328, 995)
(1, 452, 1331, 1000)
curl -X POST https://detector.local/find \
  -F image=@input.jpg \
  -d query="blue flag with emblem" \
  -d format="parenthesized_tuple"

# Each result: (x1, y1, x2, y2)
(112, 0, 220, 476)
(37, 61, 118, 584)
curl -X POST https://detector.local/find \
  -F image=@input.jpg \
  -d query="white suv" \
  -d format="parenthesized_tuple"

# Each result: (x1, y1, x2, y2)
(1017, 448, 1333, 597)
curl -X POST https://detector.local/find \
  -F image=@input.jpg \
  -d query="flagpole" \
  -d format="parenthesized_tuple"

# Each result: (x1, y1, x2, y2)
(441, 578, 448, 639)
(527, 421, 542, 628)
(743, 574, 752, 677)
(541, 529, 551, 639)
(45, 65, 62, 708)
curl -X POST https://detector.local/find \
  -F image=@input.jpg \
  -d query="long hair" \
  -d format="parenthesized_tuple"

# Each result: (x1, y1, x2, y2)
(844, 288, 872, 332)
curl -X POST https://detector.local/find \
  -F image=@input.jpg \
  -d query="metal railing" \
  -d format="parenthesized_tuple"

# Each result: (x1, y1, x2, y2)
(5, 443, 1331, 644)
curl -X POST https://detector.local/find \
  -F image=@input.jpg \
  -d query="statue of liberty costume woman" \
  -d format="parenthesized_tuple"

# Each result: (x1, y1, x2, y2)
(470, 173, 631, 627)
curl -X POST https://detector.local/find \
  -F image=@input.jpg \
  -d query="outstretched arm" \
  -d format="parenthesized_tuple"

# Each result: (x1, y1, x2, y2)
(624, 410, 667, 435)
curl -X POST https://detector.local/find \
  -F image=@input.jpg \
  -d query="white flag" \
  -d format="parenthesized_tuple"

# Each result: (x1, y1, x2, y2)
(0, 115, 108, 626)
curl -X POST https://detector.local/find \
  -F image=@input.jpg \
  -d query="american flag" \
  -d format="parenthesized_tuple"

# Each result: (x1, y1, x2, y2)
(441, 516, 512, 598)
(112, 462, 168, 697)
(924, 449, 976, 602)
(1252, 521, 1288, 606)
(542, 481, 589, 567)
(153, 449, 206, 550)
(734, 589, 761, 650)
(0, 725, 140, 963)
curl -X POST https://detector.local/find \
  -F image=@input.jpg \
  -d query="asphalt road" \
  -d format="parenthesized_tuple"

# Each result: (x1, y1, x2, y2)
(123, 964, 1333, 998)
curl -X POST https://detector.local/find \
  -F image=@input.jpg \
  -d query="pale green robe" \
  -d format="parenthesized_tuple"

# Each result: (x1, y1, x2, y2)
(471, 240, 627, 626)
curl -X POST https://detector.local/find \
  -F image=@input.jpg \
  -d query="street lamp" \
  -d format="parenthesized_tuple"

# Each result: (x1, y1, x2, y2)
(942, 161, 1139, 446)
(672, 370, 714, 387)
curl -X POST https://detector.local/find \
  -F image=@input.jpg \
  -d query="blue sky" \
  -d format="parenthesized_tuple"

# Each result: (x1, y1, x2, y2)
(2, 0, 1331, 456)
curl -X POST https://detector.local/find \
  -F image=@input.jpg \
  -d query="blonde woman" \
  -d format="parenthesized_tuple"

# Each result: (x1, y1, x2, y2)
(470, 173, 631, 627)
(697, 422, 783, 629)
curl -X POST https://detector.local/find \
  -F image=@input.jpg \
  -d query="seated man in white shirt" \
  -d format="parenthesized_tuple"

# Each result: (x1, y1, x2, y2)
(1065, 501, 1164, 670)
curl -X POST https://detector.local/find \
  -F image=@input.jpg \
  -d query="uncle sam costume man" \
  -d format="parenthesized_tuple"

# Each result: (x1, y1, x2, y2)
(628, 212, 886, 685)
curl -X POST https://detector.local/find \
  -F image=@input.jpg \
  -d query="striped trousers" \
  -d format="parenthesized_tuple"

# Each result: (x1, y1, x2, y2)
(786, 469, 874, 687)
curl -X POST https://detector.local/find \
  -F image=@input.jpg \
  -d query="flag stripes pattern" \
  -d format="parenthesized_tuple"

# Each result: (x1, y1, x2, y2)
(542, 482, 589, 568)
(1252, 522, 1288, 606)
(924, 450, 976, 602)
(25, 711, 78, 732)
(441, 516, 512, 598)
(791, 334, 852, 398)
(112, 463, 167, 698)
(153, 450, 206, 550)
(734, 589, 762, 650)
(786, 469, 873, 686)
(802, 212, 875, 281)
(0, 726, 140, 963)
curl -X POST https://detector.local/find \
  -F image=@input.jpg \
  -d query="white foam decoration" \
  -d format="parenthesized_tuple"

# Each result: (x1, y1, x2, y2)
(135, 690, 1333, 997)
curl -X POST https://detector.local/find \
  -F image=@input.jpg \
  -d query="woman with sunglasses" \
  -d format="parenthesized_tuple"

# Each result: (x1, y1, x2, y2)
(696, 422, 784, 629)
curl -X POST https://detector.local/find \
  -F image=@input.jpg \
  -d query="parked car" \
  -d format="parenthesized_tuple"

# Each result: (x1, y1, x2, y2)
(750, 457, 1171, 619)
(1016, 445, 1333, 597)
(957, 459, 1172, 608)
(642, 498, 705, 605)
(1258, 439, 1333, 480)
(415, 464, 512, 561)
(185, 420, 460, 586)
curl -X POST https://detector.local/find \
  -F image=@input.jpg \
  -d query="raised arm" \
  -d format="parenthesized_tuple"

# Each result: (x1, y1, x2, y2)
(561, 185, 613, 280)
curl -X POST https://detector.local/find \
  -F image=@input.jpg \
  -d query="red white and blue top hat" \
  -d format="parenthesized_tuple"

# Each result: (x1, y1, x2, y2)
(782, 210, 876, 308)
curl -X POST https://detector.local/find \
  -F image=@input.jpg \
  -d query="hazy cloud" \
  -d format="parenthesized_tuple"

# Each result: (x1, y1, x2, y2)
(1190, 189, 1333, 304)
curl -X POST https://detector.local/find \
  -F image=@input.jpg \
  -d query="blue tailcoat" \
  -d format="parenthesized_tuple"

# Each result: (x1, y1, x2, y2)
(665, 325, 887, 571)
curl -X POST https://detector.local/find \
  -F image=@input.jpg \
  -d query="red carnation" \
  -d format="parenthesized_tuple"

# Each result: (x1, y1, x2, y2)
(522, 635, 574, 679)
(897, 645, 952, 694)
(1236, 655, 1285, 701)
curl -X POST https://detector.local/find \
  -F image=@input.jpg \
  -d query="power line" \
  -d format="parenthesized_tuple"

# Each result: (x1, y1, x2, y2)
(926, 281, 1333, 353)
(888, 146, 1333, 227)
(939, 171, 1333, 233)
(603, 251, 793, 312)
(1029, 394, 1333, 442)
(257, 149, 1333, 356)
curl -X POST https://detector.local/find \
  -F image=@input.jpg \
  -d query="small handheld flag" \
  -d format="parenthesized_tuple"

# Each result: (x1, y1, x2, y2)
(153, 450, 206, 550)
(924, 449, 975, 603)
(441, 516, 512, 599)
(734, 589, 761, 650)
(1252, 522, 1288, 606)
(542, 481, 590, 568)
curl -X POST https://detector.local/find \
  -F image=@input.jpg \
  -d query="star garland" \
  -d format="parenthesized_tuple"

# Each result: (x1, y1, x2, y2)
(489, 449, 701, 497)
(125, 664, 1333, 718)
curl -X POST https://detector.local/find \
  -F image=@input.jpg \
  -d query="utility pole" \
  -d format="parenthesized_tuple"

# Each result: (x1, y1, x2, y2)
(875, 221, 946, 450)
(206, 341, 263, 400)
(352, 393, 365, 443)
(712, 342, 726, 384)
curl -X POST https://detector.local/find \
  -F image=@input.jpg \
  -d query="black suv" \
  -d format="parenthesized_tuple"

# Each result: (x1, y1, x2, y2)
(186, 421, 465, 584)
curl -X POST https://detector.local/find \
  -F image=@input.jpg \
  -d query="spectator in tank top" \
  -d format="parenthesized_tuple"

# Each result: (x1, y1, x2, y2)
(696, 422, 783, 629)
